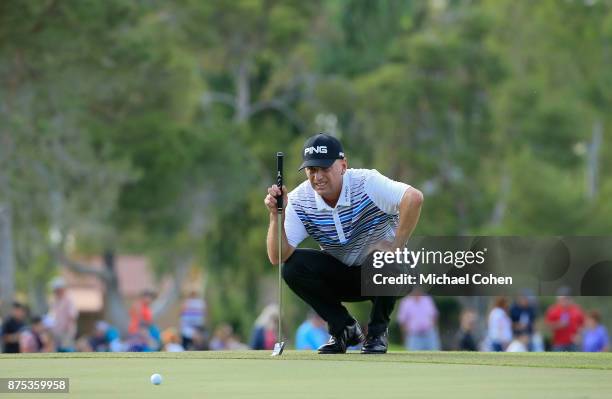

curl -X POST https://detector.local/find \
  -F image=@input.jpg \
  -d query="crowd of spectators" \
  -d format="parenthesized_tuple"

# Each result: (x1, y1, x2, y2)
(394, 288, 608, 353)
(1, 280, 609, 354)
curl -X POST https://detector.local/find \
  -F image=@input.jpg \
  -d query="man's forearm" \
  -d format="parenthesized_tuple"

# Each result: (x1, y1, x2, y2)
(266, 213, 293, 264)
(392, 187, 424, 249)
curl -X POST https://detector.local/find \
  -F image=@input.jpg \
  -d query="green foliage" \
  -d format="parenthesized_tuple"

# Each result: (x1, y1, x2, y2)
(2, 0, 612, 338)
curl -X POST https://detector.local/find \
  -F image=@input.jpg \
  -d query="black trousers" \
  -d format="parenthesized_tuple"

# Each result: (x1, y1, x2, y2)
(282, 248, 396, 336)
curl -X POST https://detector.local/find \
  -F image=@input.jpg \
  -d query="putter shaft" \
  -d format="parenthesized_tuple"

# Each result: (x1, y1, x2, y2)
(277, 211, 283, 345)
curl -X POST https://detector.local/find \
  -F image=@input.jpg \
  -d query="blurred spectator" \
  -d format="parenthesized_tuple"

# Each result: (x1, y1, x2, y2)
(20, 316, 54, 353)
(582, 310, 609, 352)
(397, 289, 440, 350)
(295, 312, 328, 350)
(162, 327, 185, 352)
(454, 309, 478, 351)
(148, 323, 161, 350)
(210, 324, 248, 350)
(249, 304, 279, 350)
(75, 336, 93, 352)
(49, 277, 78, 352)
(506, 332, 530, 352)
(127, 323, 157, 352)
(545, 291, 584, 352)
(89, 321, 112, 352)
(84, 320, 125, 352)
(509, 293, 536, 343)
(109, 337, 127, 352)
(487, 296, 512, 351)
(129, 290, 155, 335)
(2, 302, 27, 353)
(190, 326, 209, 351)
(180, 291, 206, 349)
(101, 322, 122, 351)
(530, 322, 546, 352)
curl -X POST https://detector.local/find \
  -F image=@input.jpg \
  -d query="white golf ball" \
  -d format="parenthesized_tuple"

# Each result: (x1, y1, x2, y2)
(150, 373, 162, 385)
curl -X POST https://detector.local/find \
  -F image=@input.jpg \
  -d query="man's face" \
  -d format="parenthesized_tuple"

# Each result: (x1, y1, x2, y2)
(305, 159, 346, 200)
(12, 306, 25, 320)
(585, 316, 596, 329)
(557, 296, 570, 307)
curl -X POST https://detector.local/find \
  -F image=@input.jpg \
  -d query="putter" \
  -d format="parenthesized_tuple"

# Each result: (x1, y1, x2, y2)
(271, 152, 286, 357)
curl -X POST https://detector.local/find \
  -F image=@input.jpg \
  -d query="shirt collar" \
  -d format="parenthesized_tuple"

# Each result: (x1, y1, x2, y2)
(314, 172, 351, 211)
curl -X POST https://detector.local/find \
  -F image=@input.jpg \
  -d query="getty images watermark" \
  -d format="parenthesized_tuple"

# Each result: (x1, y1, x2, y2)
(370, 246, 512, 286)
(361, 236, 612, 296)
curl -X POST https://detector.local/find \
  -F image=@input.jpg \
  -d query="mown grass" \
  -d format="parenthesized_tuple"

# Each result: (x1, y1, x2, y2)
(2, 351, 611, 399)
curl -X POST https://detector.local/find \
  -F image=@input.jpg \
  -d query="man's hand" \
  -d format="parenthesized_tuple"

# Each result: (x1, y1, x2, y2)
(265, 184, 294, 264)
(264, 184, 288, 215)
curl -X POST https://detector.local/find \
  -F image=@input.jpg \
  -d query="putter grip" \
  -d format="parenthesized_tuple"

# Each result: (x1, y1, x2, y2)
(276, 152, 284, 212)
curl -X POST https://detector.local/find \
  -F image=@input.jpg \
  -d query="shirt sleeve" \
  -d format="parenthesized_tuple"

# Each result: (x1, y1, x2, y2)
(364, 169, 410, 215)
(546, 306, 558, 323)
(284, 200, 308, 248)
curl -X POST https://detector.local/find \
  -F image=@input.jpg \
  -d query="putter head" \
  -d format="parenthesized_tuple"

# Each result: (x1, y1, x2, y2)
(271, 341, 285, 356)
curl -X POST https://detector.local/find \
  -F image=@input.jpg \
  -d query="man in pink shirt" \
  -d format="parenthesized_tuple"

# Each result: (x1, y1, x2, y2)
(397, 288, 440, 350)
(49, 277, 78, 352)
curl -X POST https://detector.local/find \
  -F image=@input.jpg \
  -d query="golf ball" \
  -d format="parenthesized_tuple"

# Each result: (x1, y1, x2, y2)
(150, 373, 162, 385)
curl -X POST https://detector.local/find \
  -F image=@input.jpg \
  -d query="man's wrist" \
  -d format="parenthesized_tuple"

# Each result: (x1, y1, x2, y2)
(269, 212, 285, 227)
(391, 237, 408, 250)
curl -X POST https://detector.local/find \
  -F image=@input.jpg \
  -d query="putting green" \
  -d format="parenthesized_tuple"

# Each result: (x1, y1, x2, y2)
(2, 351, 611, 399)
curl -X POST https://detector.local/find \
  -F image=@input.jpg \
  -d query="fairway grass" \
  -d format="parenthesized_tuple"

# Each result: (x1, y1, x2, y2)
(2, 351, 611, 398)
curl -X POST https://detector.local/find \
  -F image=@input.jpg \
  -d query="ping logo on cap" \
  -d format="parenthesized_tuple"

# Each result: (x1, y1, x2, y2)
(298, 133, 345, 170)
(304, 146, 328, 155)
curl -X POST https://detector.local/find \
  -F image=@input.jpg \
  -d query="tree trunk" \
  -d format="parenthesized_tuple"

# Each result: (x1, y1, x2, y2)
(489, 170, 511, 227)
(151, 254, 192, 320)
(233, 59, 251, 124)
(0, 204, 15, 317)
(27, 278, 49, 316)
(102, 250, 130, 335)
(586, 119, 603, 200)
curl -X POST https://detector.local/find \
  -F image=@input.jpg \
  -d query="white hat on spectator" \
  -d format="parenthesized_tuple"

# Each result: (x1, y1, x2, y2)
(50, 276, 67, 291)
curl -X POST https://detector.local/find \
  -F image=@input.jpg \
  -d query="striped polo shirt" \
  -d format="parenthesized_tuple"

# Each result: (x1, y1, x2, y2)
(285, 168, 410, 266)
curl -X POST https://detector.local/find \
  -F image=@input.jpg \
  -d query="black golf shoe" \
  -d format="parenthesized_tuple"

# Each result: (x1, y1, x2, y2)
(361, 329, 388, 354)
(318, 320, 364, 354)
